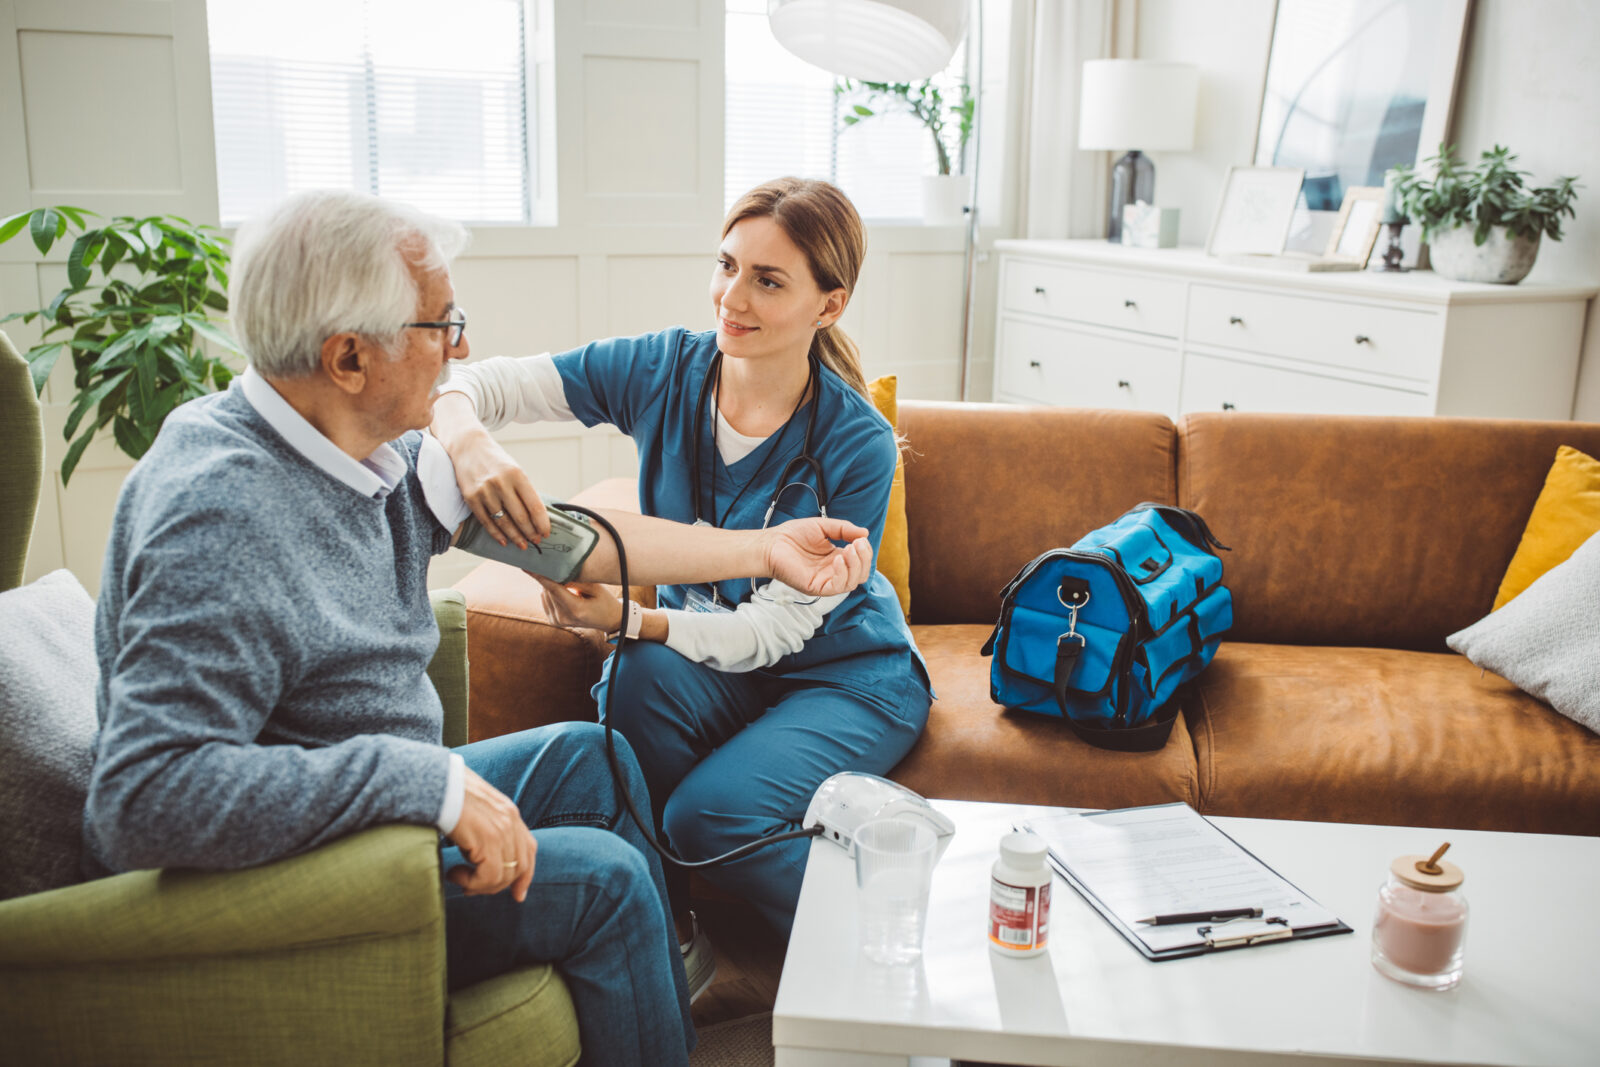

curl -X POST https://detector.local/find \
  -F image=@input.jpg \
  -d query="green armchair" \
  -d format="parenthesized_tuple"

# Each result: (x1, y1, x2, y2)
(0, 332, 580, 1065)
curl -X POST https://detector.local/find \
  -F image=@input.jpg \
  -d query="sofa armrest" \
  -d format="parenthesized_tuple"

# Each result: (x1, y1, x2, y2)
(0, 824, 443, 964)
(431, 588, 470, 748)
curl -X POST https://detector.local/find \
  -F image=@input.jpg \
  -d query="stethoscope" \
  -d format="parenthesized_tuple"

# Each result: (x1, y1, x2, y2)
(688, 350, 830, 530)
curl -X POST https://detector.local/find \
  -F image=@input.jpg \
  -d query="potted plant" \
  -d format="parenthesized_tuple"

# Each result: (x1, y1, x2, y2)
(0, 206, 239, 483)
(836, 78, 974, 225)
(1391, 144, 1581, 284)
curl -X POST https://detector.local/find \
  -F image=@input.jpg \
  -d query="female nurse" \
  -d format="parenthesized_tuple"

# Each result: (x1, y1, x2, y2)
(430, 177, 932, 955)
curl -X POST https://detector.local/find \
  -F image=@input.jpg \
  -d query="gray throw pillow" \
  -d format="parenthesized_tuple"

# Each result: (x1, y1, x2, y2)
(1447, 532, 1600, 734)
(0, 569, 99, 900)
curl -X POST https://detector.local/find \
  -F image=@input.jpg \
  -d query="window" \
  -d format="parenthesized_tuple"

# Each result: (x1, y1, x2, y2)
(724, 0, 967, 220)
(207, 0, 533, 225)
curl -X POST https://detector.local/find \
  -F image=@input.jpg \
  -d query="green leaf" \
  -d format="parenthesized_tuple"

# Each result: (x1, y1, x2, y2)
(853, 104, 874, 117)
(212, 362, 235, 391)
(63, 368, 129, 440)
(60, 407, 116, 486)
(188, 317, 241, 353)
(66, 231, 98, 288)
(0, 210, 30, 245)
(128, 345, 160, 424)
(30, 208, 62, 254)
(53, 205, 93, 228)
(138, 220, 163, 252)
(112, 414, 155, 460)
(25, 342, 65, 394)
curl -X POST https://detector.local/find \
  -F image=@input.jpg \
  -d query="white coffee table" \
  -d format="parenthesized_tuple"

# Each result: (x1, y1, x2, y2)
(773, 800, 1600, 1066)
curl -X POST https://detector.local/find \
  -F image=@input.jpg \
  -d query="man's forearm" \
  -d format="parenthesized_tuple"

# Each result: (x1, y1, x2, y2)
(577, 509, 764, 585)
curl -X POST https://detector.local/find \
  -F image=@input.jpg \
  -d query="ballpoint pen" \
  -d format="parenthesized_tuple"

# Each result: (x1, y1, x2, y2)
(1136, 906, 1264, 926)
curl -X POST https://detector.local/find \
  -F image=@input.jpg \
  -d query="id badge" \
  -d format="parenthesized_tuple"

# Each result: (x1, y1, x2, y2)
(682, 585, 733, 614)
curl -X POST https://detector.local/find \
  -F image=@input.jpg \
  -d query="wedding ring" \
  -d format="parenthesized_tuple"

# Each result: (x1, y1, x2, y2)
(492, 510, 506, 519)
(503, 860, 518, 868)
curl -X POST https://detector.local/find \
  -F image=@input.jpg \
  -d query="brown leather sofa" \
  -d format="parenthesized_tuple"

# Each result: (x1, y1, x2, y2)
(456, 404, 1600, 837)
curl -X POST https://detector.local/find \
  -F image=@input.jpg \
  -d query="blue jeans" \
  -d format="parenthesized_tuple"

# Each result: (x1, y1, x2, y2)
(594, 644, 932, 935)
(444, 722, 694, 1067)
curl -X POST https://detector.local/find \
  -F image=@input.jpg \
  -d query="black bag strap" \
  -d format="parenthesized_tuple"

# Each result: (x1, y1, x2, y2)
(1064, 702, 1180, 752)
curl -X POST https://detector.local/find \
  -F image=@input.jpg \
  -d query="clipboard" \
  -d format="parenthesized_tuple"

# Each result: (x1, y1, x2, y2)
(1022, 803, 1353, 962)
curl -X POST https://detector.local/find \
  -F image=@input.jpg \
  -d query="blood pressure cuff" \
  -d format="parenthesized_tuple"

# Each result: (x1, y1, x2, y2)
(452, 504, 600, 584)
(981, 504, 1233, 752)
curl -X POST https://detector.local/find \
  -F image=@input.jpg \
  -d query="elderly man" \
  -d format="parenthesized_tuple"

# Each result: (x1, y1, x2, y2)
(83, 190, 874, 1067)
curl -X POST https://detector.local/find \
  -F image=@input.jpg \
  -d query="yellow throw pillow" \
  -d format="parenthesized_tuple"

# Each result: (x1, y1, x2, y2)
(1493, 445, 1600, 609)
(867, 375, 911, 618)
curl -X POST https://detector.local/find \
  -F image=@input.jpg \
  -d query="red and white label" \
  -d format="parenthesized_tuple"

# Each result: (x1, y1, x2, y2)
(989, 877, 1050, 950)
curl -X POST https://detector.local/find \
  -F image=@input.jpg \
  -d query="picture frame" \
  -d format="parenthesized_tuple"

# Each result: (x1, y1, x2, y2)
(1323, 186, 1384, 267)
(1205, 166, 1306, 257)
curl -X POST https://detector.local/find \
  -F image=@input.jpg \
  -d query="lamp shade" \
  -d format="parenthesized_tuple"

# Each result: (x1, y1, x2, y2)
(1077, 60, 1198, 151)
(768, 0, 966, 81)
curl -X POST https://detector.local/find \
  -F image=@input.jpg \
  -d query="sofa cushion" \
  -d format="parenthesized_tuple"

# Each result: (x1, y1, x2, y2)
(889, 625, 1201, 809)
(1177, 414, 1600, 650)
(447, 963, 579, 1067)
(899, 403, 1177, 625)
(1449, 531, 1600, 734)
(0, 569, 98, 900)
(1493, 445, 1600, 609)
(1189, 642, 1600, 835)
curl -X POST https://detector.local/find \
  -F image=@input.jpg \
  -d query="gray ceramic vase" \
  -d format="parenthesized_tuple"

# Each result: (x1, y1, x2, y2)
(1427, 223, 1542, 284)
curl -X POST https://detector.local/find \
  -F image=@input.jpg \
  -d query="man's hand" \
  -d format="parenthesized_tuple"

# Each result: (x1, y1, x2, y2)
(531, 575, 625, 632)
(446, 766, 536, 901)
(762, 516, 873, 597)
(433, 393, 550, 550)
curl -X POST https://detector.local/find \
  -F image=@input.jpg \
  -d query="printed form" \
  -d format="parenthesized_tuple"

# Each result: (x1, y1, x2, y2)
(1026, 803, 1341, 953)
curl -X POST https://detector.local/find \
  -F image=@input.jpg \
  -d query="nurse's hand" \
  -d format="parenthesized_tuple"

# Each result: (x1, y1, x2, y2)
(763, 517, 874, 597)
(530, 575, 623, 633)
(433, 393, 550, 550)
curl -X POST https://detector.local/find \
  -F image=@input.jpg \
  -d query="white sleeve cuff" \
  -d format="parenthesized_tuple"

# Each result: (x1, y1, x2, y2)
(440, 355, 570, 432)
(662, 584, 843, 672)
(436, 752, 466, 835)
(417, 433, 475, 532)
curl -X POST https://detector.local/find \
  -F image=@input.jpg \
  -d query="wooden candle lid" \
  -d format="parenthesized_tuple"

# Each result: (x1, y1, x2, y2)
(1392, 842, 1463, 891)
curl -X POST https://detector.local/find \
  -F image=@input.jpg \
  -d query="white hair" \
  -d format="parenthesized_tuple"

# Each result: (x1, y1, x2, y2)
(230, 190, 469, 378)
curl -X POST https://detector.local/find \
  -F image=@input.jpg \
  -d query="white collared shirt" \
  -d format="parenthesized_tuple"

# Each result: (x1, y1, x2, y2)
(236, 368, 467, 835)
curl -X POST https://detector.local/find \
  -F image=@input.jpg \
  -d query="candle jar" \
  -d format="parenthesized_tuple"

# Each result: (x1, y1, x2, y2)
(1371, 845, 1467, 991)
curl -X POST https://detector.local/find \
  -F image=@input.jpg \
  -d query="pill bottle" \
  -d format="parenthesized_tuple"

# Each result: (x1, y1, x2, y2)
(1371, 842, 1467, 991)
(989, 831, 1050, 957)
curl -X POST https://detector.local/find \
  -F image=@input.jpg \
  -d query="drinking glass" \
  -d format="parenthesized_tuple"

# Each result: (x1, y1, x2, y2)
(854, 818, 937, 965)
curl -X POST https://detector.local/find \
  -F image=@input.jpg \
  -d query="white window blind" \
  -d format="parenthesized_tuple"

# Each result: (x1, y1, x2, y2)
(725, 0, 966, 220)
(207, 0, 531, 226)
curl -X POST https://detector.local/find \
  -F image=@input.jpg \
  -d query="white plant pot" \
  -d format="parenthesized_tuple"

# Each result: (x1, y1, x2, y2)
(921, 174, 969, 227)
(1426, 223, 1542, 285)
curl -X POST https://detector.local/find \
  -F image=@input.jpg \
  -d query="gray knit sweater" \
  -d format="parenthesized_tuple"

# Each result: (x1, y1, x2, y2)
(84, 386, 452, 875)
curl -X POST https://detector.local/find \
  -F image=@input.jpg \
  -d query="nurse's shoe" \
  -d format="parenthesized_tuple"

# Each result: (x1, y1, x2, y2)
(679, 911, 717, 1003)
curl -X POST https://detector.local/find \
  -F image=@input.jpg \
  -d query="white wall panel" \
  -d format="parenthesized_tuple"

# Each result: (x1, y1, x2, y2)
(582, 56, 700, 197)
(585, 0, 699, 28)
(20, 31, 182, 191)
(887, 252, 964, 366)
(605, 254, 711, 338)
(451, 255, 582, 357)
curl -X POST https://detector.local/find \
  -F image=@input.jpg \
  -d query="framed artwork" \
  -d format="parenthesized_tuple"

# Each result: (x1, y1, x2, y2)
(1324, 186, 1384, 267)
(1205, 166, 1306, 256)
(1252, 0, 1472, 262)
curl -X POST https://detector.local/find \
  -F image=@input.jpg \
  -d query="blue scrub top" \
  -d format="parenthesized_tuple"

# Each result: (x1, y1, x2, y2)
(552, 327, 926, 684)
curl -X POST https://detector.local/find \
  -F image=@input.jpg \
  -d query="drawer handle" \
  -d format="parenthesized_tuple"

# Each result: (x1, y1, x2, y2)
(1123, 299, 1137, 308)
(1221, 402, 1237, 411)
(1117, 379, 1131, 389)
(1028, 360, 1041, 369)
(1354, 334, 1371, 345)
(1033, 286, 1047, 295)
(1228, 316, 1244, 326)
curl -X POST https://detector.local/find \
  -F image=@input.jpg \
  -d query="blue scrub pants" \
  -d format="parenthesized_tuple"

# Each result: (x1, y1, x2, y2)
(444, 722, 694, 1067)
(594, 643, 932, 935)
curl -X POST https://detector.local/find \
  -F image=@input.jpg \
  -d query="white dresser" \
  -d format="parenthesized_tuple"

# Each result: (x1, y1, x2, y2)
(991, 239, 1599, 419)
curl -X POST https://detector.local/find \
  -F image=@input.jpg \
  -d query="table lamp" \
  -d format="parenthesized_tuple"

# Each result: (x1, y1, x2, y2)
(1078, 60, 1198, 242)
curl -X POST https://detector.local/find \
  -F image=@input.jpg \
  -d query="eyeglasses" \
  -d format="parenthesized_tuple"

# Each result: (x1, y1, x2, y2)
(404, 306, 467, 348)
